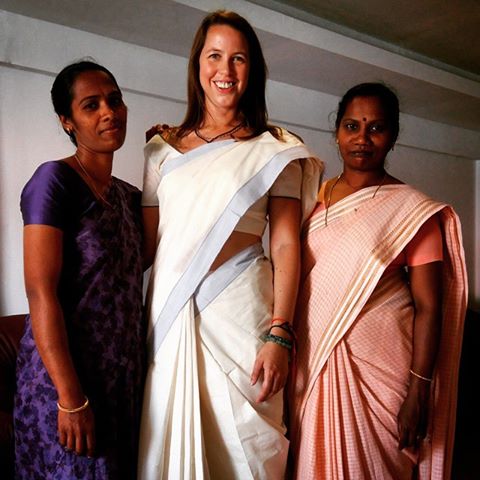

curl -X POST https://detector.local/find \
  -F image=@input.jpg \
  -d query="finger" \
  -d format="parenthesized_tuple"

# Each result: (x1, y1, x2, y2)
(87, 430, 96, 458)
(66, 430, 75, 452)
(270, 374, 284, 397)
(75, 431, 85, 456)
(250, 360, 262, 386)
(58, 426, 67, 447)
(257, 371, 273, 403)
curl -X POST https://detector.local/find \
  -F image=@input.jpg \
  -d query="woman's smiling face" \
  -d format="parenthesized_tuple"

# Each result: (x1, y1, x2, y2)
(199, 24, 250, 117)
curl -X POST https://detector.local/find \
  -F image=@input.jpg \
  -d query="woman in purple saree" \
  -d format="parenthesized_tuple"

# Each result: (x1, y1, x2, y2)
(14, 61, 144, 479)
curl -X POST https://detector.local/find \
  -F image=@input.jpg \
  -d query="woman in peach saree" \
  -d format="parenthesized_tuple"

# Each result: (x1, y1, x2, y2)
(289, 83, 467, 480)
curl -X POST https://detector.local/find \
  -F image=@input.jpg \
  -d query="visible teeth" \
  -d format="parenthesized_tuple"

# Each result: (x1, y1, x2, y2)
(215, 81, 234, 89)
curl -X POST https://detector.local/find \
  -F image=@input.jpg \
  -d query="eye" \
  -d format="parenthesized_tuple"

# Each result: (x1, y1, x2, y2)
(369, 123, 386, 133)
(109, 96, 124, 108)
(83, 101, 98, 111)
(232, 55, 246, 63)
(343, 122, 358, 131)
(208, 52, 221, 60)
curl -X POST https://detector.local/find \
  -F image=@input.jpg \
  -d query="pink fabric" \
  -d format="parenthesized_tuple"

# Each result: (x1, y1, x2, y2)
(390, 213, 443, 268)
(289, 184, 467, 480)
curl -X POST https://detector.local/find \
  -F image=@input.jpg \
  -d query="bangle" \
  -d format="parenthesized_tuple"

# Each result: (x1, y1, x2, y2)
(268, 322, 296, 340)
(409, 369, 433, 383)
(57, 396, 89, 414)
(260, 333, 293, 350)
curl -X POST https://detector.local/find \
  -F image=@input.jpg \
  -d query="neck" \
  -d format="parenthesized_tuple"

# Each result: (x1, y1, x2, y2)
(341, 169, 386, 190)
(201, 108, 242, 130)
(75, 150, 113, 184)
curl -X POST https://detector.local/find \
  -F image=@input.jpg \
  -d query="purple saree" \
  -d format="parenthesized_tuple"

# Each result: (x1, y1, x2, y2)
(14, 161, 144, 479)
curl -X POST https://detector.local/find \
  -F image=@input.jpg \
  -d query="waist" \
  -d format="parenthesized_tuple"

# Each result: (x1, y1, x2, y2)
(210, 231, 262, 271)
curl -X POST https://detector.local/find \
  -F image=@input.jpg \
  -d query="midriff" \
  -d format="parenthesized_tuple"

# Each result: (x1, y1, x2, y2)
(210, 231, 261, 271)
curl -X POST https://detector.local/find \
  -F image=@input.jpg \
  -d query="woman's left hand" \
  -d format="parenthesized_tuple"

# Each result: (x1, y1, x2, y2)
(397, 379, 431, 450)
(250, 342, 290, 403)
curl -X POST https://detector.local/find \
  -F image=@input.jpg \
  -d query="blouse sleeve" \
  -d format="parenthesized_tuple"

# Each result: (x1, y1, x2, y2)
(269, 160, 302, 199)
(405, 213, 444, 266)
(141, 139, 164, 207)
(20, 162, 71, 229)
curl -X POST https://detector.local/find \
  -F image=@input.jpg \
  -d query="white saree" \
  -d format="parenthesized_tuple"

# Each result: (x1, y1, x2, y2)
(138, 130, 322, 479)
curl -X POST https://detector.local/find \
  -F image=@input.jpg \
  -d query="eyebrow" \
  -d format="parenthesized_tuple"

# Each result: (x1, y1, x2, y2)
(78, 91, 121, 103)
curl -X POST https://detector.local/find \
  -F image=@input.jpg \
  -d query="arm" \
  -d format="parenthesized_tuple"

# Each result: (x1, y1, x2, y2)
(397, 260, 442, 450)
(24, 225, 95, 456)
(142, 207, 160, 270)
(251, 196, 301, 402)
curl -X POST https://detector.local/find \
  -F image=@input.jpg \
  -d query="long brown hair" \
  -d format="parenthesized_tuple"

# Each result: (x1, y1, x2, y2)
(175, 10, 281, 140)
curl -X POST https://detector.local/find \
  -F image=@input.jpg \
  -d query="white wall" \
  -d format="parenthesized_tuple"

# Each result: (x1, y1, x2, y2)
(1, 9, 478, 313)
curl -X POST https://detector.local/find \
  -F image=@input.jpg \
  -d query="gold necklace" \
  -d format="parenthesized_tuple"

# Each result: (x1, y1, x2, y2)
(194, 122, 244, 143)
(324, 171, 387, 226)
(74, 154, 113, 208)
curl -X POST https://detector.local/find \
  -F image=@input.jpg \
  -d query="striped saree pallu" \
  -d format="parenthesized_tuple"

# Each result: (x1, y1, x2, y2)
(289, 184, 467, 480)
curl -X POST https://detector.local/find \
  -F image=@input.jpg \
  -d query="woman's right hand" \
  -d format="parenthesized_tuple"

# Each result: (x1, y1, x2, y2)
(58, 405, 96, 457)
(146, 123, 171, 142)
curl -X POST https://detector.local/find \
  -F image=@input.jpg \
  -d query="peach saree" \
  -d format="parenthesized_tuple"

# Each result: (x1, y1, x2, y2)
(289, 184, 467, 480)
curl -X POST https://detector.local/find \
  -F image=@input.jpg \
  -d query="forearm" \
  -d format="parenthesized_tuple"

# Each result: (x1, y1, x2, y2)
(28, 293, 85, 407)
(410, 307, 441, 380)
(270, 241, 300, 323)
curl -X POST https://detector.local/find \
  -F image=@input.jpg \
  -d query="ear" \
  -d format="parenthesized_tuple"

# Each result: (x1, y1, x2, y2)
(59, 115, 73, 133)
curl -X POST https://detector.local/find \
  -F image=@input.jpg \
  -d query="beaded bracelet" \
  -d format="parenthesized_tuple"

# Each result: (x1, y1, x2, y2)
(409, 369, 433, 383)
(260, 333, 293, 350)
(57, 396, 90, 414)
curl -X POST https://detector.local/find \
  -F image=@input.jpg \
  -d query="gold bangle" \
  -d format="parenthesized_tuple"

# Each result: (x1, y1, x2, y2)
(57, 396, 89, 414)
(409, 369, 433, 383)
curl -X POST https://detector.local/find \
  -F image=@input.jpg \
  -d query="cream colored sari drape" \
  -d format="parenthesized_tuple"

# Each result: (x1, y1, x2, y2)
(290, 184, 467, 480)
(138, 131, 322, 479)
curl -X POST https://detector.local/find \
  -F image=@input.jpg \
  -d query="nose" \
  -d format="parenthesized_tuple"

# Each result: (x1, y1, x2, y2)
(355, 126, 372, 145)
(219, 57, 234, 75)
(100, 100, 115, 120)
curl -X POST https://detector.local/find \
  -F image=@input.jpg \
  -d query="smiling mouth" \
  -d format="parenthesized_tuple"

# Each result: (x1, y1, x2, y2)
(214, 81, 235, 89)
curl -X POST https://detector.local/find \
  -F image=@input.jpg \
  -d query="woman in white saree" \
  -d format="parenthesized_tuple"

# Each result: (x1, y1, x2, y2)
(137, 10, 322, 480)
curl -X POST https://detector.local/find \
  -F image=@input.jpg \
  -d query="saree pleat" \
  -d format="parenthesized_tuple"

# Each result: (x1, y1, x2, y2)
(290, 184, 467, 480)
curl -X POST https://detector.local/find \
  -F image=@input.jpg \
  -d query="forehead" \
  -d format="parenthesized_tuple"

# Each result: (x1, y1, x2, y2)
(71, 70, 118, 99)
(203, 24, 248, 51)
(343, 96, 386, 119)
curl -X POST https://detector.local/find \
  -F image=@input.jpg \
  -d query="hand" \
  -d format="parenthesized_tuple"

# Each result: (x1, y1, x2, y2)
(58, 406, 96, 457)
(145, 124, 171, 142)
(250, 342, 290, 403)
(397, 379, 430, 450)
